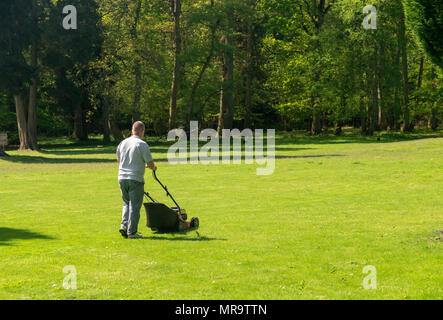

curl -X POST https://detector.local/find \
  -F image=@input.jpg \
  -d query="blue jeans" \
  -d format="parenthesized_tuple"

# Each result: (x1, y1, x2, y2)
(119, 179, 144, 235)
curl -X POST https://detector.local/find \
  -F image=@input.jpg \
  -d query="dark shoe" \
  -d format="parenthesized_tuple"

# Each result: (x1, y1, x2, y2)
(190, 217, 199, 230)
(128, 233, 143, 239)
(119, 226, 128, 238)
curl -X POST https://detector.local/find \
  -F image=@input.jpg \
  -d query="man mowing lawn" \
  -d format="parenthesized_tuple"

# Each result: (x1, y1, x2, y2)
(117, 121, 157, 239)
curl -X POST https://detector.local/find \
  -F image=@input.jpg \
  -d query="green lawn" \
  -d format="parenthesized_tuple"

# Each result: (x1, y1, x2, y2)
(0, 132, 442, 299)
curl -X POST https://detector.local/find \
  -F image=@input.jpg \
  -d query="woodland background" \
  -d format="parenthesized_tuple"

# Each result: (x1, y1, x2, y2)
(0, 0, 441, 150)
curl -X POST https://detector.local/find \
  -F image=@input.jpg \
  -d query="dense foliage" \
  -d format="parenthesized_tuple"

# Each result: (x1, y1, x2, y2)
(403, 0, 443, 70)
(0, 0, 441, 147)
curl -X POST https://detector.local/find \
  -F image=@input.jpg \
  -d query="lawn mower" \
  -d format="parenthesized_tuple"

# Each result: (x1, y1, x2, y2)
(144, 170, 199, 233)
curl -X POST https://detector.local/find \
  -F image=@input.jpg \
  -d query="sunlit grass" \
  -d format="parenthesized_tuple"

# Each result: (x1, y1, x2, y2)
(0, 132, 442, 299)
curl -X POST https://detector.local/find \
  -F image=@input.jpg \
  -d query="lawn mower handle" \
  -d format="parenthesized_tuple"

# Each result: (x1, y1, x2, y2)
(152, 170, 182, 214)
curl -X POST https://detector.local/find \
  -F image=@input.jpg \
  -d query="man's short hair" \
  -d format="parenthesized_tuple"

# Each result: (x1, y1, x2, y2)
(132, 121, 145, 134)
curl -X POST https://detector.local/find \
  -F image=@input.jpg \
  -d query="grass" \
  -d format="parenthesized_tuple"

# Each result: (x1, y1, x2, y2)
(0, 131, 442, 299)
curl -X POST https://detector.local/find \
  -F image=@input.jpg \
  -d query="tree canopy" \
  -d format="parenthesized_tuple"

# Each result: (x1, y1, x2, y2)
(403, 0, 443, 70)
(0, 0, 441, 149)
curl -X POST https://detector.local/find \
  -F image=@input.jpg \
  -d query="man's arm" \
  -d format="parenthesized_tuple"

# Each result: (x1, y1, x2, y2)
(142, 143, 155, 170)
(116, 142, 121, 164)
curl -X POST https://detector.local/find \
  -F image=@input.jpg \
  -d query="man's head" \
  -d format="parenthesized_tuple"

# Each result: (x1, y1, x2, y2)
(132, 121, 145, 138)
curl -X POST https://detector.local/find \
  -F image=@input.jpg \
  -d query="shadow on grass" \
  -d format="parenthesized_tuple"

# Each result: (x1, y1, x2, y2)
(144, 231, 226, 241)
(1, 155, 115, 164)
(275, 131, 443, 145)
(38, 138, 118, 149)
(39, 148, 117, 156)
(4, 130, 440, 164)
(38, 143, 313, 156)
(274, 154, 343, 160)
(1, 153, 342, 164)
(149, 154, 344, 163)
(0, 227, 54, 246)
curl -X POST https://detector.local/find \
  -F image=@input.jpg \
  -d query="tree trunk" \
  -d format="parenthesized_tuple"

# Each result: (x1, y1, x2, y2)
(391, 46, 402, 130)
(428, 108, 437, 130)
(399, 9, 411, 132)
(132, 62, 142, 123)
(73, 104, 83, 140)
(360, 78, 368, 135)
(416, 55, 424, 92)
(302, 1, 330, 135)
(188, 41, 213, 123)
(360, 102, 367, 134)
(368, 70, 378, 136)
(223, 49, 234, 131)
(169, 0, 182, 131)
(310, 36, 322, 136)
(217, 83, 224, 136)
(14, 95, 30, 150)
(131, 0, 142, 123)
(377, 82, 385, 130)
(109, 114, 124, 142)
(334, 122, 342, 135)
(415, 54, 424, 108)
(217, 5, 235, 134)
(244, 17, 253, 129)
(376, 36, 386, 131)
(217, 47, 234, 134)
(73, 92, 88, 141)
(102, 95, 110, 143)
(27, 41, 39, 150)
(367, 46, 379, 135)
(311, 96, 322, 135)
(188, 0, 217, 124)
(428, 67, 438, 130)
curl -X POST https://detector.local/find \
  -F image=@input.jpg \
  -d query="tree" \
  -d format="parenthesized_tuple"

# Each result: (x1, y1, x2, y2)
(185, 0, 220, 125)
(398, 2, 412, 132)
(217, 0, 235, 134)
(130, 0, 143, 123)
(298, 0, 335, 135)
(403, 0, 443, 71)
(44, 0, 103, 141)
(0, 0, 34, 150)
(26, 1, 42, 150)
(2, 0, 438, 140)
(168, 0, 183, 131)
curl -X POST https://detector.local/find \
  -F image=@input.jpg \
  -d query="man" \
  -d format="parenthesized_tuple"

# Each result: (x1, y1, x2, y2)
(116, 121, 156, 239)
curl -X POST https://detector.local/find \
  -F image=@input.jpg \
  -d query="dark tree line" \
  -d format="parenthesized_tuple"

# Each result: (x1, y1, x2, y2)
(0, 0, 441, 150)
